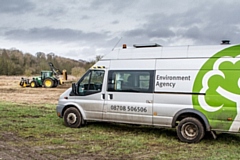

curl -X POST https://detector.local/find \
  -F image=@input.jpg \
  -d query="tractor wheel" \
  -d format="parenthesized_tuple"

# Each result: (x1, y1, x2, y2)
(30, 81, 36, 88)
(19, 81, 23, 87)
(43, 78, 54, 88)
(53, 79, 58, 87)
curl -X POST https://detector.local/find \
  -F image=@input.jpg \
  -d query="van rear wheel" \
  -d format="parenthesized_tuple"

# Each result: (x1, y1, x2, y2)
(63, 107, 82, 128)
(177, 117, 205, 143)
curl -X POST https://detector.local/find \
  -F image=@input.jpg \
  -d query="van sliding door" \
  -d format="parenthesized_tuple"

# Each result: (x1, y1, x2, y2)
(103, 70, 154, 125)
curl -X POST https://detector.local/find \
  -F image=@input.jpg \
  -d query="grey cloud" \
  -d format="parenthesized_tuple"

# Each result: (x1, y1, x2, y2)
(124, 27, 174, 39)
(180, 2, 240, 44)
(38, 7, 65, 17)
(81, 15, 90, 20)
(145, 13, 177, 27)
(4, 27, 108, 43)
(123, 1, 240, 46)
(86, 0, 137, 14)
(124, 29, 146, 38)
(184, 26, 201, 39)
(2, 0, 240, 61)
(196, 25, 239, 45)
(149, 29, 175, 38)
(207, 3, 240, 25)
(0, 0, 35, 14)
(111, 20, 119, 24)
(123, 13, 175, 40)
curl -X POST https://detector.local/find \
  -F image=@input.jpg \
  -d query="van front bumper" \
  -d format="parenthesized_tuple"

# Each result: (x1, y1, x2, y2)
(56, 104, 65, 118)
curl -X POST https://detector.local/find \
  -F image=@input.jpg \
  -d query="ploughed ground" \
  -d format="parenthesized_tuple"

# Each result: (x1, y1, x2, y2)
(0, 76, 72, 105)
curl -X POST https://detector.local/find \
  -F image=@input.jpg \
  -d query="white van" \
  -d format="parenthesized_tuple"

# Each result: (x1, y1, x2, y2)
(56, 42, 240, 143)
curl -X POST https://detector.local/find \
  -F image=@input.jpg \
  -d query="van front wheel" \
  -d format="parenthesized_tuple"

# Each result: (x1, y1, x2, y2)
(64, 107, 82, 128)
(177, 117, 205, 143)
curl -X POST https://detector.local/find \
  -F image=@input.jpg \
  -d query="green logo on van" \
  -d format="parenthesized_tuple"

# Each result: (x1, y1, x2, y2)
(192, 45, 240, 131)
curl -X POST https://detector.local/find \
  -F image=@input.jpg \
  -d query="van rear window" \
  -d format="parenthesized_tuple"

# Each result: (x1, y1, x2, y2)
(107, 70, 154, 93)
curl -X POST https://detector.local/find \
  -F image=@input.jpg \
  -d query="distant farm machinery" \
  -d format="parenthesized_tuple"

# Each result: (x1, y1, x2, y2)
(19, 62, 67, 88)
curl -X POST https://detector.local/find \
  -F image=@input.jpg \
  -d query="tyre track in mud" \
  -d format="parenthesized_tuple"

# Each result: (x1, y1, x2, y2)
(0, 132, 58, 160)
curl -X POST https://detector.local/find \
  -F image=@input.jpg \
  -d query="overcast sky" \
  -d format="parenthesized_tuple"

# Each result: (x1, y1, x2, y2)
(1, 0, 240, 61)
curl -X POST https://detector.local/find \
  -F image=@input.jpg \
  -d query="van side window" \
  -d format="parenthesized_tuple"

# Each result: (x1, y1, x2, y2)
(77, 70, 105, 96)
(107, 70, 154, 93)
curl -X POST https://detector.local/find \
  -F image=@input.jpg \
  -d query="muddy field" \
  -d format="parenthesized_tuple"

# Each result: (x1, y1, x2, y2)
(0, 76, 77, 160)
(0, 76, 75, 105)
(1, 76, 240, 159)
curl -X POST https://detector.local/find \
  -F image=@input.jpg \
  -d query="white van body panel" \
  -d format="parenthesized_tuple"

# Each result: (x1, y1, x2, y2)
(57, 43, 240, 134)
(153, 94, 193, 127)
(103, 92, 153, 125)
(109, 59, 155, 70)
(187, 45, 230, 58)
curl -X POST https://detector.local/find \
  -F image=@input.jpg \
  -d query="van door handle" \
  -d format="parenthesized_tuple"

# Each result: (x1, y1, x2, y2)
(102, 94, 105, 100)
(146, 100, 152, 103)
(108, 94, 113, 100)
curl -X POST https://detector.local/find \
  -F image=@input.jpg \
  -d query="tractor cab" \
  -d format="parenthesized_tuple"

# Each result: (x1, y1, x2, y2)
(41, 71, 53, 80)
(40, 71, 58, 88)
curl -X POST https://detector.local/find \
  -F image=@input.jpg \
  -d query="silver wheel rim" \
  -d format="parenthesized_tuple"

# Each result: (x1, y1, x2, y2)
(181, 122, 198, 140)
(67, 113, 77, 124)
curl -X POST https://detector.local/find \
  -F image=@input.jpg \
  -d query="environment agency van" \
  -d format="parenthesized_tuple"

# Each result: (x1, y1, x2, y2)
(56, 41, 240, 143)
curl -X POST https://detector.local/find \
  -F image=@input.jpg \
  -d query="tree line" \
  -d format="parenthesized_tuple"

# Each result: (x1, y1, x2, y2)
(0, 48, 97, 76)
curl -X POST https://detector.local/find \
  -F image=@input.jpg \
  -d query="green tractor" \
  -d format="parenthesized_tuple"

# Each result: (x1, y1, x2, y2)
(29, 71, 62, 88)
(19, 62, 67, 88)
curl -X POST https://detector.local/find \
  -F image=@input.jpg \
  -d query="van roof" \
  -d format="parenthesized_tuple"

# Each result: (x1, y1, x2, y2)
(102, 44, 239, 60)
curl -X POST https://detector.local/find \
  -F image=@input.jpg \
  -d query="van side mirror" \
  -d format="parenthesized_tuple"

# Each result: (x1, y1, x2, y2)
(72, 83, 79, 95)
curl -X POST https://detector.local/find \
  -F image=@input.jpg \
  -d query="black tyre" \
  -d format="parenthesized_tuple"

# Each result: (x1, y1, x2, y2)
(176, 117, 205, 143)
(30, 81, 36, 88)
(53, 79, 58, 87)
(19, 81, 23, 86)
(43, 78, 54, 88)
(63, 107, 82, 128)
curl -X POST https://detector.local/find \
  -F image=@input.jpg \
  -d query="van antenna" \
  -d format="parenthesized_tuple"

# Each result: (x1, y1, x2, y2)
(112, 37, 122, 51)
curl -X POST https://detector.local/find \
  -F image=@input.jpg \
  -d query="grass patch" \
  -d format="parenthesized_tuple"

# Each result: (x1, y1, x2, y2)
(1, 101, 240, 159)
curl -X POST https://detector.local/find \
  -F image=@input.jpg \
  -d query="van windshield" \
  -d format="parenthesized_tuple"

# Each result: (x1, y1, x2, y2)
(77, 70, 105, 95)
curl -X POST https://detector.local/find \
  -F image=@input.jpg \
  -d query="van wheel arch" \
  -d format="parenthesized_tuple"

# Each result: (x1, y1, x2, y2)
(172, 109, 211, 132)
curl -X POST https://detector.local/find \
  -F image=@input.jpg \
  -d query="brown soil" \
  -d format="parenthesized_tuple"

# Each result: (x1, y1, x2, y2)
(0, 76, 74, 105)
(0, 76, 84, 160)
